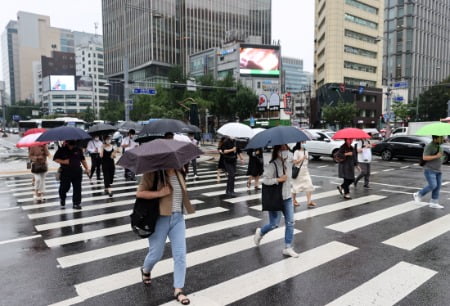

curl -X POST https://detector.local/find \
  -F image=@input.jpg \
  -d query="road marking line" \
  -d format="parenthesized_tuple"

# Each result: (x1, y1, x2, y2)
(371, 171, 379, 174)
(382, 168, 395, 172)
(318, 165, 328, 168)
(0, 207, 20, 212)
(57, 215, 257, 268)
(400, 166, 410, 169)
(159, 242, 357, 306)
(0, 234, 41, 245)
(50, 229, 299, 306)
(202, 186, 251, 197)
(326, 201, 427, 233)
(381, 189, 414, 195)
(442, 181, 450, 186)
(383, 213, 450, 250)
(35, 206, 226, 231)
(325, 262, 437, 306)
(188, 180, 247, 191)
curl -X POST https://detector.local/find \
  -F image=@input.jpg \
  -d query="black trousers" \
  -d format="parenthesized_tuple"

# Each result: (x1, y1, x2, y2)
(341, 178, 354, 194)
(89, 153, 101, 179)
(102, 161, 115, 188)
(191, 158, 197, 176)
(59, 167, 82, 205)
(223, 159, 237, 194)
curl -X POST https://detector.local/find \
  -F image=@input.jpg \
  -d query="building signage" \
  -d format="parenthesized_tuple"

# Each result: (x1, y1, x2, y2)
(268, 93, 280, 110)
(133, 88, 157, 95)
(283, 92, 292, 115)
(218, 48, 236, 56)
(394, 81, 408, 89)
(257, 94, 268, 112)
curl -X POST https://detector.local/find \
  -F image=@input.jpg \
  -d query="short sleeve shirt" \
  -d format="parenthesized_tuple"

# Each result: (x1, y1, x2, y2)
(53, 146, 85, 170)
(423, 142, 443, 172)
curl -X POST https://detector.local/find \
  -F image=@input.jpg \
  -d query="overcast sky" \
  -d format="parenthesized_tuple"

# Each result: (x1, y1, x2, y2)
(0, 0, 314, 77)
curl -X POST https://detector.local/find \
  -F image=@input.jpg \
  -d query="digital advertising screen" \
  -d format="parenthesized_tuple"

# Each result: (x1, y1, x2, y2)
(76, 76, 93, 91)
(50, 75, 75, 91)
(239, 46, 280, 76)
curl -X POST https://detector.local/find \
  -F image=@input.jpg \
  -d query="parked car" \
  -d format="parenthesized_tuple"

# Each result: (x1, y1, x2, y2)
(372, 135, 450, 163)
(303, 130, 344, 161)
(391, 127, 408, 136)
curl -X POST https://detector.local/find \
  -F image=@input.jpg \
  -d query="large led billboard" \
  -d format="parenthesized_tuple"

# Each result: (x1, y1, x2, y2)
(50, 75, 75, 91)
(239, 46, 280, 76)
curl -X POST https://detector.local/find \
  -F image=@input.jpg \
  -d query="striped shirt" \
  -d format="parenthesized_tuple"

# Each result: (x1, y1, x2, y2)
(170, 175, 183, 213)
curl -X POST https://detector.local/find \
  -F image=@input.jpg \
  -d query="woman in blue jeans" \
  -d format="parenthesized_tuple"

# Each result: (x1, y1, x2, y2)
(253, 144, 299, 258)
(136, 168, 195, 305)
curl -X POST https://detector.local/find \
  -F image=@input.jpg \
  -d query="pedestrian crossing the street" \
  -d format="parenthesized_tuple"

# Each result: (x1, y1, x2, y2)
(2, 163, 450, 306)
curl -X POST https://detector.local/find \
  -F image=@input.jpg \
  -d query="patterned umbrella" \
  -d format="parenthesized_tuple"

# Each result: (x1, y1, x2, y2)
(16, 133, 50, 148)
(24, 128, 47, 136)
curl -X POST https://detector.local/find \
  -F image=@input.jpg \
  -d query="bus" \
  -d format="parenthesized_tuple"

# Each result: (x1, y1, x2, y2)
(42, 117, 87, 130)
(18, 119, 42, 135)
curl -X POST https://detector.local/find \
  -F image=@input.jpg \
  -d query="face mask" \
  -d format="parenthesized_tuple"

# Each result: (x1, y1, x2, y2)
(94, 137, 99, 141)
(281, 150, 289, 160)
(105, 140, 111, 144)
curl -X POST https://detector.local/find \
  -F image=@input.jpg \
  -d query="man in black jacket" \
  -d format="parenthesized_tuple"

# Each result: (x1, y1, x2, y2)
(219, 136, 243, 197)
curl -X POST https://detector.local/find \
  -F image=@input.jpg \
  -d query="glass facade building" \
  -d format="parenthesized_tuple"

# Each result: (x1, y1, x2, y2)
(282, 57, 312, 93)
(102, 0, 272, 81)
(384, 0, 450, 99)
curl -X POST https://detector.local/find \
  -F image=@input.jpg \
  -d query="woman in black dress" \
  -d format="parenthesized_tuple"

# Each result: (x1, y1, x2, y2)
(246, 148, 264, 189)
(100, 135, 116, 197)
(216, 136, 227, 182)
(336, 138, 360, 199)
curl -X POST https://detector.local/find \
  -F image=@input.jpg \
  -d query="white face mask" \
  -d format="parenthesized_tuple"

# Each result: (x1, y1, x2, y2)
(94, 137, 99, 141)
(105, 140, 111, 144)
(280, 150, 289, 160)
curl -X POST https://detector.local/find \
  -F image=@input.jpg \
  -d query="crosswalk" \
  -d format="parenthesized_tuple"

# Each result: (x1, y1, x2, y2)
(2, 163, 450, 306)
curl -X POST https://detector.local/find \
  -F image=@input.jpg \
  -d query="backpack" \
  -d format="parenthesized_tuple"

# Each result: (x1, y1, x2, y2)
(333, 151, 346, 163)
(130, 171, 161, 238)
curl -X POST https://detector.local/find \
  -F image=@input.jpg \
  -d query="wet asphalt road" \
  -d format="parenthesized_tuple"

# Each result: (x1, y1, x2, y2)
(1, 153, 450, 306)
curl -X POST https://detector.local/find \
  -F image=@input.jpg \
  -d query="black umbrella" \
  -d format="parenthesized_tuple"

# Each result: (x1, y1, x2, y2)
(116, 121, 143, 134)
(117, 139, 203, 174)
(245, 126, 311, 150)
(88, 123, 117, 135)
(186, 124, 201, 133)
(36, 126, 92, 142)
(138, 119, 191, 137)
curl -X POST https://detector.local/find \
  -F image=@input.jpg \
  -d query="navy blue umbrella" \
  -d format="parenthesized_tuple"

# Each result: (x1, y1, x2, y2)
(36, 126, 92, 142)
(245, 126, 311, 149)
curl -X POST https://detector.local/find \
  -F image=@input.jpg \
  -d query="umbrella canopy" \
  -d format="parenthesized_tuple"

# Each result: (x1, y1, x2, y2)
(332, 128, 370, 140)
(24, 128, 47, 136)
(251, 128, 266, 137)
(138, 119, 191, 137)
(88, 123, 116, 135)
(217, 122, 253, 138)
(16, 133, 50, 148)
(245, 126, 311, 150)
(117, 121, 143, 134)
(36, 126, 92, 142)
(186, 124, 201, 133)
(117, 139, 203, 174)
(416, 122, 450, 136)
(174, 133, 191, 142)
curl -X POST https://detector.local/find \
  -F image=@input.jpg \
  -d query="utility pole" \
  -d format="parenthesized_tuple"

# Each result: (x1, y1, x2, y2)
(123, 2, 130, 122)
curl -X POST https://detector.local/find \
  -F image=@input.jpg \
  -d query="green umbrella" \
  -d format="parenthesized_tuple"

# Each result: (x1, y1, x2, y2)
(416, 122, 450, 136)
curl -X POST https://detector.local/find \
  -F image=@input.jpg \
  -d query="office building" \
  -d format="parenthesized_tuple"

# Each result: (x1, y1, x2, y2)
(313, 0, 384, 128)
(101, 0, 272, 84)
(282, 57, 313, 93)
(384, 0, 450, 99)
(1, 21, 19, 105)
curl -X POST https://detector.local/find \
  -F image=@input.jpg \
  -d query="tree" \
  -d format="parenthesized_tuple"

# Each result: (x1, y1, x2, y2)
(100, 100, 124, 122)
(80, 105, 96, 123)
(414, 76, 450, 121)
(6, 100, 41, 123)
(322, 102, 357, 128)
(392, 101, 411, 125)
(231, 83, 258, 121)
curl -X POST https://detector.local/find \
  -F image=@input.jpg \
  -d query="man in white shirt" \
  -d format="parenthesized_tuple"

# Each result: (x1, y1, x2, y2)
(121, 129, 138, 180)
(354, 136, 372, 188)
(188, 133, 199, 178)
(86, 136, 103, 180)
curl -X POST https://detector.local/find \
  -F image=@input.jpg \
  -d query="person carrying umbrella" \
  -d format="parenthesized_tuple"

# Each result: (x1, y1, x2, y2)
(28, 144, 51, 202)
(336, 138, 359, 200)
(354, 134, 372, 189)
(100, 135, 116, 197)
(121, 129, 138, 180)
(253, 144, 299, 258)
(53, 140, 90, 209)
(219, 135, 244, 197)
(86, 135, 103, 181)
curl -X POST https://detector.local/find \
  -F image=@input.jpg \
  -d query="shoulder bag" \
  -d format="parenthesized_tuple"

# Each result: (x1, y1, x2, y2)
(262, 162, 285, 211)
(130, 171, 161, 238)
(31, 162, 48, 174)
(292, 150, 306, 179)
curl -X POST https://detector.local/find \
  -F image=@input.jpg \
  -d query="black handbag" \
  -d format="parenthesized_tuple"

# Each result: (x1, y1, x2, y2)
(291, 164, 301, 179)
(261, 162, 285, 211)
(130, 171, 161, 238)
(31, 162, 48, 174)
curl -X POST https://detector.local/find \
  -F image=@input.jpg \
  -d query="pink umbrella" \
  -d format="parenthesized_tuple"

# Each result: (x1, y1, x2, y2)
(332, 128, 370, 140)
(16, 133, 50, 148)
(23, 128, 47, 136)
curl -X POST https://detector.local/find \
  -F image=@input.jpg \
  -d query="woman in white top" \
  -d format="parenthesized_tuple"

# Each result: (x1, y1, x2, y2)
(291, 142, 316, 208)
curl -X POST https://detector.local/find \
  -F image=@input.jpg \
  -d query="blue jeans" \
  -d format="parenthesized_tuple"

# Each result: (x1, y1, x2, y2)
(419, 169, 442, 201)
(143, 212, 186, 289)
(260, 198, 295, 247)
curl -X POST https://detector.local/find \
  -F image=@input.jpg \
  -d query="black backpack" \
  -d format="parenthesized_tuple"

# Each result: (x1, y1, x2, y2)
(130, 171, 161, 238)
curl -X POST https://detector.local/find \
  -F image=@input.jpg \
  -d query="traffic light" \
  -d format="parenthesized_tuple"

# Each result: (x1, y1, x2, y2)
(339, 83, 345, 93)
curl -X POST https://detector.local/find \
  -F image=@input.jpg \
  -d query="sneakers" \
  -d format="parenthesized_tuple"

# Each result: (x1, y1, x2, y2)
(282, 247, 299, 258)
(253, 228, 262, 246)
(413, 192, 422, 203)
(429, 203, 444, 209)
(73, 204, 82, 210)
(363, 185, 371, 189)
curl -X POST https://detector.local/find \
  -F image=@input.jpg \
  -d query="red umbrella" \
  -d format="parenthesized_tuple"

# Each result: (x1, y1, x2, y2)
(332, 128, 370, 140)
(16, 133, 50, 148)
(24, 128, 47, 136)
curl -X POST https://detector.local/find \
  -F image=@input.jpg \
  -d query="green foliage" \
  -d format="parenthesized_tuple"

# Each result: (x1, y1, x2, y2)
(414, 76, 450, 121)
(322, 102, 358, 128)
(80, 105, 96, 123)
(5, 100, 41, 123)
(100, 100, 124, 123)
(392, 102, 412, 124)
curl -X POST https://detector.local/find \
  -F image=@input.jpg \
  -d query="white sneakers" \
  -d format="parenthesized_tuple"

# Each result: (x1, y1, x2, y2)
(413, 192, 422, 203)
(253, 228, 262, 246)
(282, 247, 299, 258)
(429, 203, 444, 209)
